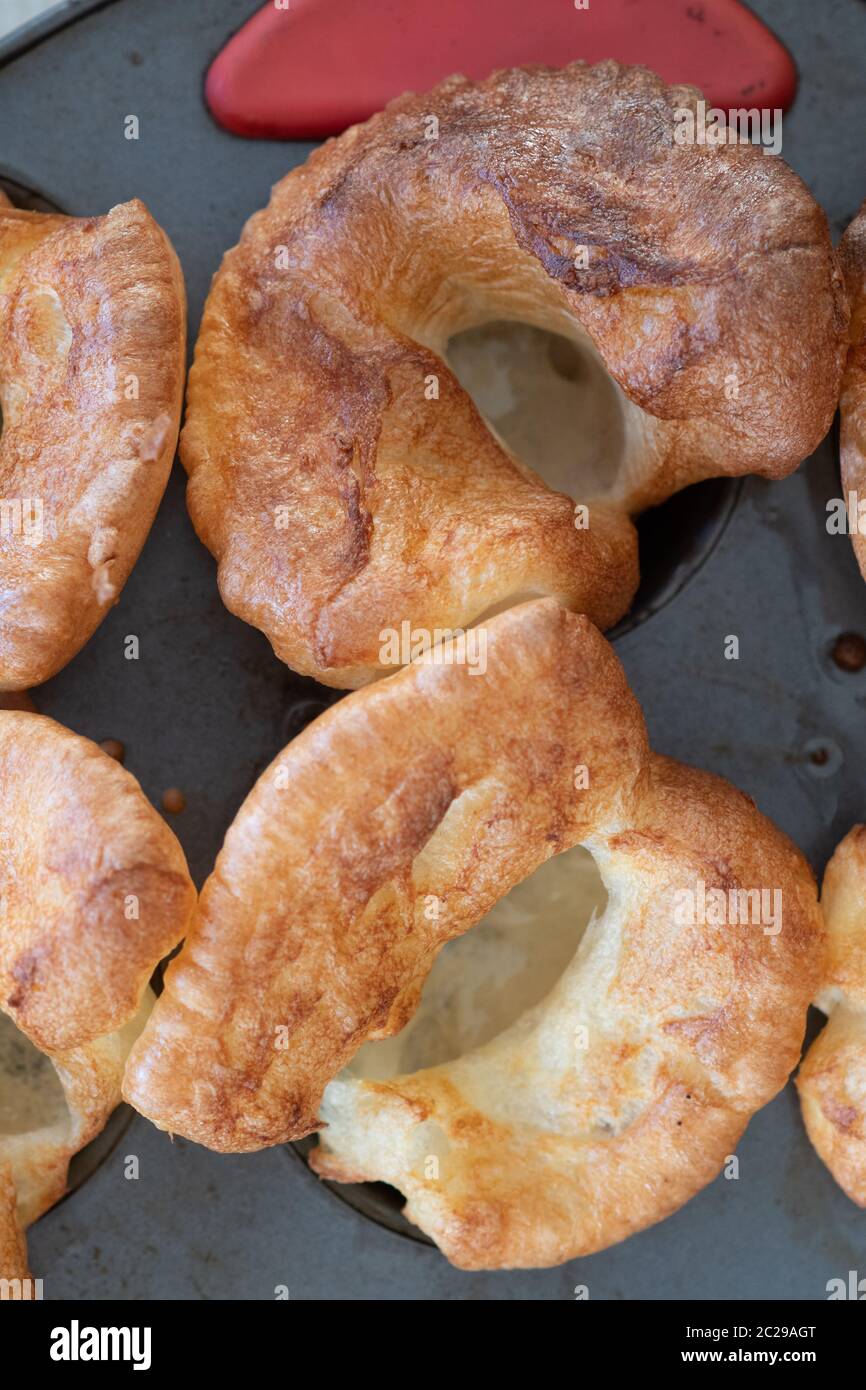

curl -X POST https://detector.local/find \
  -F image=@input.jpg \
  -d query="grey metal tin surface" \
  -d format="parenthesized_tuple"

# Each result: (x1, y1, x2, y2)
(1, 0, 864, 1300)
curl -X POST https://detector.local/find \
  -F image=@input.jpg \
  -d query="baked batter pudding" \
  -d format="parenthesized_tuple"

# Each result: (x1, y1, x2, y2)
(0, 712, 194, 1294)
(0, 193, 185, 690)
(125, 600, 823, 1269)
(181, 62, 846, 687)
(798, 826, 866, 1206)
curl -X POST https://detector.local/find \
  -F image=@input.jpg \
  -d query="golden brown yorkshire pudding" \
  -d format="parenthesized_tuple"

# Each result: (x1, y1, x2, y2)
(797, 827, 866, 1206)
(181, 61, 846, 689)
(838, 202, 866, 579)
(0, 197, 186, 691)
(0, 711, 195, 1296)
(125, 599, 823, 1269)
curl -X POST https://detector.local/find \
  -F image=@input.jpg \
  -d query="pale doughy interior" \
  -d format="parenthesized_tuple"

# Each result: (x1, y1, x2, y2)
(348, 845, 607, 1081)
(446, 321, 626, 501)
(0, 1012, 68, 1135)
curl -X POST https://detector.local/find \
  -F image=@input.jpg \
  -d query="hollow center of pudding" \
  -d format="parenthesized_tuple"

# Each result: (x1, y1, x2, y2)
(0, 1011, 68, 1134)
(348, 845, 606, 1081)
(445, 320, 625, 500)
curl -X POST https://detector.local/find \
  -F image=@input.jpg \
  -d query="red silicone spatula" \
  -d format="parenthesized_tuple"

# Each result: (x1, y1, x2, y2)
(206, 0, 797, 141)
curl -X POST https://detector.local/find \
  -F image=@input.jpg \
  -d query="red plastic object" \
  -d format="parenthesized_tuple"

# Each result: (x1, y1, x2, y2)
(206, 0, 798, 141)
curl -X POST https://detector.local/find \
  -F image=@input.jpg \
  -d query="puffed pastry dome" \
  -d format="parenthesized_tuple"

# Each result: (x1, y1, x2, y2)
(0, 191, 185, 691)
(125, 600, 823, 1270)
(0, 712, 195, 1296)
(181, 61, 846, 688)
(797, 826, 866, 1205)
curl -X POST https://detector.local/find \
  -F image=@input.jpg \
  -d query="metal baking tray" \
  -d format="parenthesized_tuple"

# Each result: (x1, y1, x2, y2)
(1, 0, 864, 1300)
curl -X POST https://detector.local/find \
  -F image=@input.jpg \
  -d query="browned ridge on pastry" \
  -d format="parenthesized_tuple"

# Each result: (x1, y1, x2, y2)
(838, 201, 866, 582)
(0, 197, 186, 691)
(124, 599, 823, 1270)
(182, 61, 847, 688)
(0, 711, 195, 1290)
(797, 825, 866, 1205)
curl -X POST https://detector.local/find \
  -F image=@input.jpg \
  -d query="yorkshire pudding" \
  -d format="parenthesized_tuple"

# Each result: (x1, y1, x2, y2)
(181, 61, 846, 689)
(0, 196, 185, 691)
(124, 599, 823, 1269)
(0, 711, 195, 1296)
(838, 201, 866, 579)
(797, 826, 866, 1206)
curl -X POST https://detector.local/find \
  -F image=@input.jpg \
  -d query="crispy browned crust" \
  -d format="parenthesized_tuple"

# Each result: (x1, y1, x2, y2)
(838, 204, 866, 582)
(797, 826, 866, 1205)
(125, 599, 823, 1268)
(0, 1166, 31, 1293)
(0, 199, 186, 691)
(182, 61, 846, 688)
(0, 712, 195, 1284)
(0, 712, 195, 1049)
